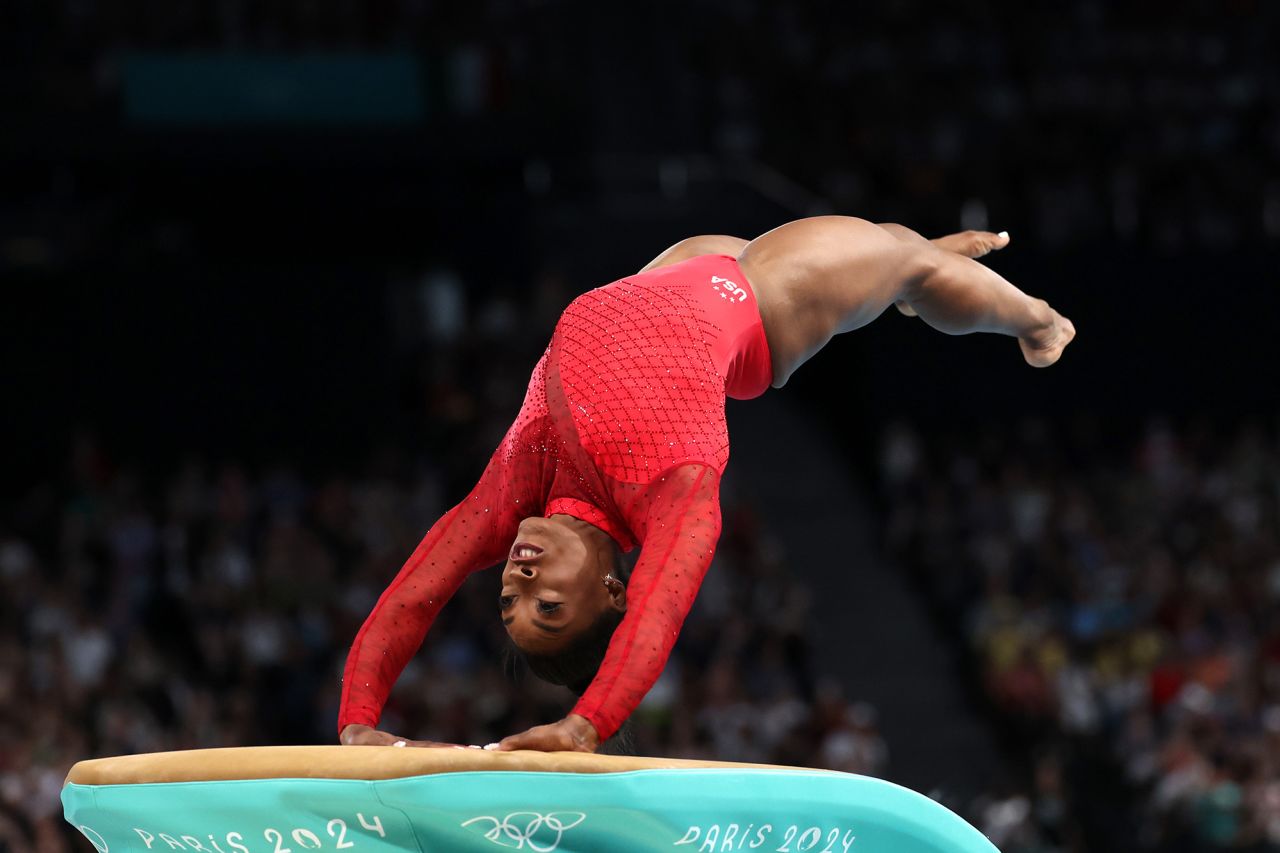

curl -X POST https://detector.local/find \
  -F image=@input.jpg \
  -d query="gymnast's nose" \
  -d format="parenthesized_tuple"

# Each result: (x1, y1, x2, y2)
(517, 566, 536, 579)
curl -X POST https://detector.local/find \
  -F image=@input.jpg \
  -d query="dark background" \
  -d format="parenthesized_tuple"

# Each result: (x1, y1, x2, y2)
(5, 0, 1277, 480)
(3, 2, 1279, 852)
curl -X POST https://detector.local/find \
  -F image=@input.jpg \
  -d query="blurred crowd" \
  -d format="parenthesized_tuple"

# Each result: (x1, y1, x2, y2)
(7, 0, 1279, 256)
(734, 0, 1280, 248)
(6, 5, 1278, 851)
(881, 417, 1280, 852)
(0, 276, 887, 853)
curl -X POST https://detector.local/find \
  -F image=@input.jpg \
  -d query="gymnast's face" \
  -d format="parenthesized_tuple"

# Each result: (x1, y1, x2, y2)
(499, 515, 625, 654)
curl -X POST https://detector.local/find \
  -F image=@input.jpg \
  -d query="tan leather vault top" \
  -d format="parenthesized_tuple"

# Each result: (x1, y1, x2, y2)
(65, 746, 824, 786)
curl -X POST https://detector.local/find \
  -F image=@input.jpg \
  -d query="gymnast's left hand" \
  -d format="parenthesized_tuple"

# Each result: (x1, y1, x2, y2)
(496, 714, 600, 752)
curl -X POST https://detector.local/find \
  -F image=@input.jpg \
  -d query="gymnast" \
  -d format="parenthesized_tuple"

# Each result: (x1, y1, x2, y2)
(337, 217, 1075, 753)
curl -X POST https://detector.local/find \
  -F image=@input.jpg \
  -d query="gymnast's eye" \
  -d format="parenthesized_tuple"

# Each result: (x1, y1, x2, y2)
(498, 595, 515, 610)
(536, 599, 562, 614)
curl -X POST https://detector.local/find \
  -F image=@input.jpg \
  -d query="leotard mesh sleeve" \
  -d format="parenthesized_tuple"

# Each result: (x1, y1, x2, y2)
(337, 439, 542, 733)
(570, 462, 723, 741)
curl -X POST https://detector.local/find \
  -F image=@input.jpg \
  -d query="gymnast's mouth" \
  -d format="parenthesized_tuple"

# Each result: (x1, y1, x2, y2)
(510, 542, 544, 561)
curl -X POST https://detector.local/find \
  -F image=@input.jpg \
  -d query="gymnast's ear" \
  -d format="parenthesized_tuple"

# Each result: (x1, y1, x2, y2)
(604, 574, 627, 612)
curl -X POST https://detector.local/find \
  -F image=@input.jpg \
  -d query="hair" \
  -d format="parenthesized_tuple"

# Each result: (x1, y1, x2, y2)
(521, 607, 622, 696)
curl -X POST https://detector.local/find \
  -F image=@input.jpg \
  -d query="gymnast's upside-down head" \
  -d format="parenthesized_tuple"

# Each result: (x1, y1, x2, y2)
(499, 514, 627, 695)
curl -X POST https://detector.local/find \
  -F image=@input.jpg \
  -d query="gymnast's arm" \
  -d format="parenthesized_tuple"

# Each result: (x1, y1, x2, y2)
(338, 450, 528, 746)
(498, 464, 722, 751)
(638, 235, 749, 273)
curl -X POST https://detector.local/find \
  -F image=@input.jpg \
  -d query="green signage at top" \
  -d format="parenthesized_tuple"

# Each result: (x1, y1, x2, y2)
(122, 54, 425, 125)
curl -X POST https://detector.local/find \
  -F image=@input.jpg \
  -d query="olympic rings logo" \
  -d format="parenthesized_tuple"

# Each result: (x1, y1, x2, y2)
(460, 812, 587, 851)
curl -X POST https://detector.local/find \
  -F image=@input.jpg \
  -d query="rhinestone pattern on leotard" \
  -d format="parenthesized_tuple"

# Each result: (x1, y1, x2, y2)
(338, 255, 768, 741)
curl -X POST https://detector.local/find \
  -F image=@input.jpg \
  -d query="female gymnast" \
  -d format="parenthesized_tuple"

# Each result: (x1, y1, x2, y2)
(337, 216, 1075, 753)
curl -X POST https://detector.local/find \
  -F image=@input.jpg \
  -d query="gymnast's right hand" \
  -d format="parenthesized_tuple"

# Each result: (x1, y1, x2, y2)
(340, 723, 467, 748)
(339, 723, 403, 745)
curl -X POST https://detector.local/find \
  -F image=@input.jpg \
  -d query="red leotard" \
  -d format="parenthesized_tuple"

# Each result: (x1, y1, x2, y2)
(338, 254, 773, 741)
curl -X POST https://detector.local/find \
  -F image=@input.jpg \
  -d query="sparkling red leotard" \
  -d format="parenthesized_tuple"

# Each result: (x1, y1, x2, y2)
(338, 254, 773, 741)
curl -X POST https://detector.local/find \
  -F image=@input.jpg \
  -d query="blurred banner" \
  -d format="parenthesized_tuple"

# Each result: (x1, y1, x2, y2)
(122, 54, 425, 125)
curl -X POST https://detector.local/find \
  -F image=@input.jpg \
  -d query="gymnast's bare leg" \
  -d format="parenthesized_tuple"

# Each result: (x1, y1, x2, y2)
(343, 218, 1073, 754)
(641, 218, 1074, 388)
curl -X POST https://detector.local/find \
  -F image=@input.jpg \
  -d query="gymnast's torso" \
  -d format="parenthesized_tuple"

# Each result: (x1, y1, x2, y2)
(516, 252, 773, 545)
(339, 254, 773, 741)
